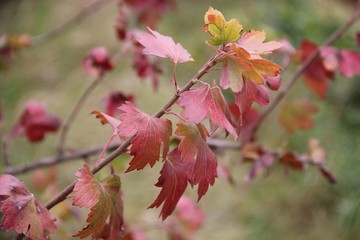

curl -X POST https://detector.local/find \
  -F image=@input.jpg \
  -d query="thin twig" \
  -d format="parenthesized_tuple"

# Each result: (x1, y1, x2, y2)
(30, 0, 115, 47)
(2, 135, 10, 167)
(57, 76, 104, 154)
(255, 7, 360, 130)
(5, 136, 240, 175)
(44, 51, 223, 210)
(4, 143, 119, 175)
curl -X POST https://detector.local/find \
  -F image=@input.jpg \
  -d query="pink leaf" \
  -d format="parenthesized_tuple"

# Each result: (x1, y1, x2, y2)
(135, 27, 194, 64)
(237, 30, 283, 55)
(83, 47, 114, 77)
(178, 84, 237, 139)
(339, 50, 360, 78)
(175, 196, 205, 231)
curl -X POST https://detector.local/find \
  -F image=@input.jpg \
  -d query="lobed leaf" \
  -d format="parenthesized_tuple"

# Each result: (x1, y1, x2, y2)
(203, 7, 243, 45)
(135, 27, 194, 64)
(118, 102, 172, 172)
(175, 123, 218, 200)
(0, 174, 56, 240)
(221, 44, 282, 92)
(178, 83, 237, 139)
(72, 165, 124, 240)
(237, 30, 283, 55)
(149, 149, 191, 220)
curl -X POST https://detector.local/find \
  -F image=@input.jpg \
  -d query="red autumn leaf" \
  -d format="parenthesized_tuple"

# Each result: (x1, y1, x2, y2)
(102, 91, 134, 117)
(133, 43, 163, 90)
(338, 50, 360, 78)
(135, 27, 194, 64)
(175, 123, 218, 200)
(83, 47, 114, 77)
(72, 164, 124, 240)
(149, 149, 191, 220)
(114, 7, 129, 41)
(280, 152, 304, 171)
(0, 174, 56, 239)
(279, 100, 318, 133)
(240, 108, 260, 143)
(11, 100, 61, 142)
(234, 79, 270, 125)
(117, 102, 172, 172)
(300, 40, 333, 98)
(178, 83, 237, 139)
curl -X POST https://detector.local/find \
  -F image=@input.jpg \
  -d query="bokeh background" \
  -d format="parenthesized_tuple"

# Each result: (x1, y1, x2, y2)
(1, 0, 360, 239)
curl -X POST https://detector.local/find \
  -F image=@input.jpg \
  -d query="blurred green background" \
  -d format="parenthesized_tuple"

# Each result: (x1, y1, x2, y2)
(1, 0, 360, 239)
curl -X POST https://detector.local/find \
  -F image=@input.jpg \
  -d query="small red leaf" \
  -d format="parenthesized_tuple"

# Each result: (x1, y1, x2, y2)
(135, 27, 194, 64)
(72, 165, 124, 239)
(0, 174, 56, 239)
(149, 149, 191, 220)
(178, 84, 237, 139)
(117, 102, 172, 172)
(300, 40, 333, 98)
(11, 100, 60, 142)
(83, 47, 114, 77)
(234, 79, 269, 125)
(175, 123, 218, 200)
(280, 152, 304, 171)
(133, 44, 163, 90)
(102, 91, 134, 117)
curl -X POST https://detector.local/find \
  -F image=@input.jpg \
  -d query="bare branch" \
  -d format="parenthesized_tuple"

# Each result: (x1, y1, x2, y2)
(30, 0, 115, 47)
(57, 76, 104, 154)
(5, 137, 240, 176)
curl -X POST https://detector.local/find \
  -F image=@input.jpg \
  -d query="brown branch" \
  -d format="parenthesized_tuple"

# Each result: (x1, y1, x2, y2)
(5, 136, 240, 175)
(30, 0, 115, 47)
(57, 76, 104, 154)
(44, 51, 223, 210)
(2, 135, 10, 167)
(255, 6, 360, 130)
(4, 143, 118, 175)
